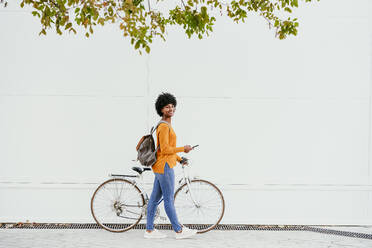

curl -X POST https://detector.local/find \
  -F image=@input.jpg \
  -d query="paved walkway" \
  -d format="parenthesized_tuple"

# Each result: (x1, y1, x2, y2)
(1, 228, 372, 248)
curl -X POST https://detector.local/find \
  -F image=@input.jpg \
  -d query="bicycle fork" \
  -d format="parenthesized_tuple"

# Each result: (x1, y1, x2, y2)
(180, 166, 200, 208)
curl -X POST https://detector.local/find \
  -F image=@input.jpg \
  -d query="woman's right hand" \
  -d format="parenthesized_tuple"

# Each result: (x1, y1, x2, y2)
(184, 145, 192, 153)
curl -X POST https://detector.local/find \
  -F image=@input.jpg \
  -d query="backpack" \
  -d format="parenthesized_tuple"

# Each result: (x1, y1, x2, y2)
(135, 120, 170, 167)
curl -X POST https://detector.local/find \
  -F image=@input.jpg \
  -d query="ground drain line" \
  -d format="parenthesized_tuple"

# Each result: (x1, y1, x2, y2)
(1, 223, 371, 240)
(303, 226, 372, 240)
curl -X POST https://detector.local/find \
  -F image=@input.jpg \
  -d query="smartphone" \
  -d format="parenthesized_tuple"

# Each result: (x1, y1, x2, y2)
(192, 144, 199, 149)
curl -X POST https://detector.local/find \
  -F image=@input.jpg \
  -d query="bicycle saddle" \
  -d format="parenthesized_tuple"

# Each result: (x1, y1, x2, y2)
(132, 166, 151, 174)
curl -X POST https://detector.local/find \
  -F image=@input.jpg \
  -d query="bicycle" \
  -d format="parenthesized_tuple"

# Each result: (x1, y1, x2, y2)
(90, 156, 225, 234)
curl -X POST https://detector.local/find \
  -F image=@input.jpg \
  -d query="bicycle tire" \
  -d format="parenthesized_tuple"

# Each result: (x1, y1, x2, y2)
(174, 179, 225, 233)
(91, 178, 145, 232)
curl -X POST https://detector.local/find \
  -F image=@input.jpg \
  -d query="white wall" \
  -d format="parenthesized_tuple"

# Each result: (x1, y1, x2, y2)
(0, 0, 371, 224)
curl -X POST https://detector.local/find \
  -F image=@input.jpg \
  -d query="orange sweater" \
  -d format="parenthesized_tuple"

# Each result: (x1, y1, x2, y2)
(152, 122, 184, 174)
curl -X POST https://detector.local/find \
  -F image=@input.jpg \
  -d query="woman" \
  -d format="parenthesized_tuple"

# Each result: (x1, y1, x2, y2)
(144, 92, 198, 239)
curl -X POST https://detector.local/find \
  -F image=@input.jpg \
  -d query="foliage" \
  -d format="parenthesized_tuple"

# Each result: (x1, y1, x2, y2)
(1, 0, 319, 54)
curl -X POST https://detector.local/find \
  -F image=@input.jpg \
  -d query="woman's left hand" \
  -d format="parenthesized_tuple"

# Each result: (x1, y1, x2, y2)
(180, 158, 188, 165)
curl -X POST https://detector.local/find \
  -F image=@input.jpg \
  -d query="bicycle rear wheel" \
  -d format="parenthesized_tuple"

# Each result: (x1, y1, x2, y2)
(90, 178, 145, 232)
(174, 179, 225, 233)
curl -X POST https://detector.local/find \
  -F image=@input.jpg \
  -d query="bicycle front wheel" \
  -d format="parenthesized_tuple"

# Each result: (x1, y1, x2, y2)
(174, 179, 225, 233)
(90, 178, 145, 232)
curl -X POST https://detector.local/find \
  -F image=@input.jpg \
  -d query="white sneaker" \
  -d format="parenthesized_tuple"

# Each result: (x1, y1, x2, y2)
(144, 229, 167, 239)
(175, 226, 198, 240)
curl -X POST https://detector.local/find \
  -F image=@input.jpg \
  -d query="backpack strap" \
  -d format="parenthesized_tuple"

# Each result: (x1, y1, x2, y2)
(150, 120, 171, 135)
(151, 120, 171, 151)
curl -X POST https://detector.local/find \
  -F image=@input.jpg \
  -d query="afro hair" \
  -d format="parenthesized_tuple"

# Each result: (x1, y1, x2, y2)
(155, 92, 177, 117)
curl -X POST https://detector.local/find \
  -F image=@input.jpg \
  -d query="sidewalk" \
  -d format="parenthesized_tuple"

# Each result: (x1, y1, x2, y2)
(1, 228, 372, 248)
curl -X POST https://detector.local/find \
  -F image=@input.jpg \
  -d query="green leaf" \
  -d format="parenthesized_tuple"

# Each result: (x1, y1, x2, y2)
(38, 29, 46, 36)
(135, 40, 141, 49)
(65, 23, 72, 30)
(108, 6, 113, 16)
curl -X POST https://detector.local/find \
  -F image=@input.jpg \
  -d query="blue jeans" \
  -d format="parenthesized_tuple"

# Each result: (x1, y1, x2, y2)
(146, 162, 182, 232)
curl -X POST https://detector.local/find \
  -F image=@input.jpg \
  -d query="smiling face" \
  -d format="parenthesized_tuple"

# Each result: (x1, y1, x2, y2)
(155, 92, 177, 117)
(161, 103, 176, 118)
